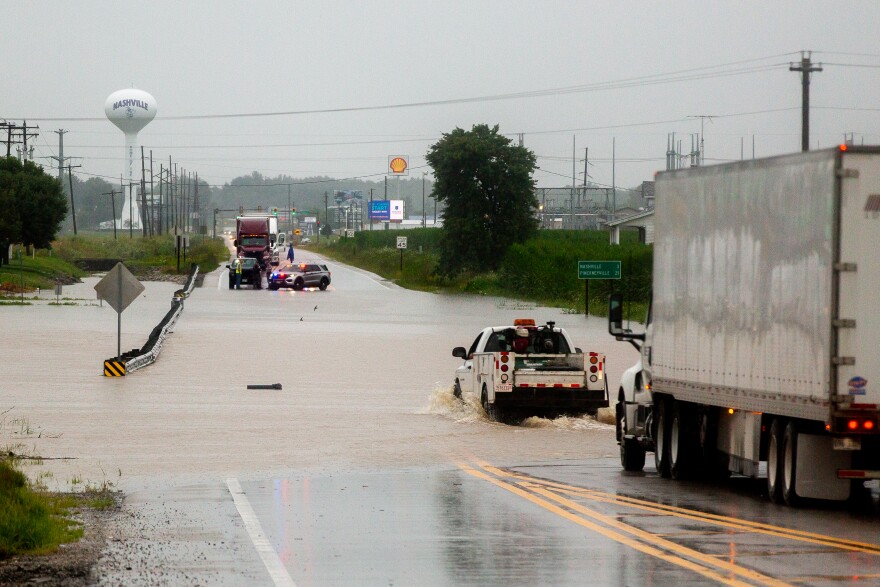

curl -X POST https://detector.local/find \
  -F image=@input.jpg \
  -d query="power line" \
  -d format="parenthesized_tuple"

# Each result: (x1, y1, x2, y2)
(55, 137, 437, 149)
(57, 107, 809, 153)
(8, 56, 793, 122)
(814, 51, 880, 58)
(535, 167, 640, 192)
(821, 62, 880, 68)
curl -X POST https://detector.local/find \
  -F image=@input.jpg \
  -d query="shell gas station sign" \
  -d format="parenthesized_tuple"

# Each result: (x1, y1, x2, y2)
(388, 155, 409, 175)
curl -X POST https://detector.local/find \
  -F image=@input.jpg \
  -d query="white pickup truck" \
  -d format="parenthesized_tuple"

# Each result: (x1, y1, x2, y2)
(452, 319, 608, 422)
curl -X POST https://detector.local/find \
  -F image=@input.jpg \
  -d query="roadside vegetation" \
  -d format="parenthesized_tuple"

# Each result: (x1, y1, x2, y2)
(0, 248, 86, 293)
(0, 235, 228, 295)
(0, 459, 83, 558)
(1, 155, 227, 293)
(52, 233, 228, 276)
(313, 228, 651, 321)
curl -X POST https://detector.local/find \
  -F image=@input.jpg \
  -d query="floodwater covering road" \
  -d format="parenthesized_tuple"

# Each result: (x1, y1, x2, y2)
(2, 254, 878, 585)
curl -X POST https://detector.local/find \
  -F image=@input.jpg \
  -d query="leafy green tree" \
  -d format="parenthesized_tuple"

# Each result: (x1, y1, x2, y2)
(62, 175, 116, 231)
(0, 175, 22, 267)
(426, 124, 538, 275)
(0, 157, 67, 265)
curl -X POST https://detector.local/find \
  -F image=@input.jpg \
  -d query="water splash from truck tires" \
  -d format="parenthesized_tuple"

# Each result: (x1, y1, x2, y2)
(425, 384, 615, 431)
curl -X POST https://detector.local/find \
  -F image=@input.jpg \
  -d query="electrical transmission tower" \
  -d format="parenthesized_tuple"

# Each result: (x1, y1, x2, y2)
(2, 121, 39, 160)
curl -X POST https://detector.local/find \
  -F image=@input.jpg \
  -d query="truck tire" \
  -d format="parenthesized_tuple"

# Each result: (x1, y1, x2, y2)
(697, 411, 730, 481)
(228, 279, 234, 290)
(670, 401, 696, 480)
(454, 379, 462, 399)
(294, 278, 305, 291)
(782, 421, 802, 507)
(621, 436, 646, 472)
(481, 387, 502, 423)
(767, 418, 785, 504)
(319, 278, 329, 291)
(654, 397, 672, 478)
(618, 399, 646, 472)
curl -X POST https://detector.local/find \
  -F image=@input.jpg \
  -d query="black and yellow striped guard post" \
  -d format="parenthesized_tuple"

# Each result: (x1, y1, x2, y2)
(103, 359, 126, 377)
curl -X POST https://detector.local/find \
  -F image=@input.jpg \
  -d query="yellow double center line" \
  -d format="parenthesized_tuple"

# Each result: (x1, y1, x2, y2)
(458, 460, 878, 586)
(504, 472, 880, 556)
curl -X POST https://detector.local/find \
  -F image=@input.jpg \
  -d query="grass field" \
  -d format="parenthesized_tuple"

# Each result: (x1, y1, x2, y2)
(314, 228, 651, 322)
(0, 460, 83, 559)
(1, 235, 229, 295)
(52, 234, 228, 276)
(0, 250, 86, 292)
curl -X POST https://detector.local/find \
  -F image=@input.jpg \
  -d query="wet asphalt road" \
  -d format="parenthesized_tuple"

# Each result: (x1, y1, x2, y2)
(2, 251, 878, 585)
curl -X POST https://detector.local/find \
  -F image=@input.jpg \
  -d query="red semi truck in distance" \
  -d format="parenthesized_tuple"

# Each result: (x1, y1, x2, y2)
(234, 216, 272, 284)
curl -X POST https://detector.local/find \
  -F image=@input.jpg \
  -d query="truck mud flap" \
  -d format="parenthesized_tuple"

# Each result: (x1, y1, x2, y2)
(796, 433, 852, 501)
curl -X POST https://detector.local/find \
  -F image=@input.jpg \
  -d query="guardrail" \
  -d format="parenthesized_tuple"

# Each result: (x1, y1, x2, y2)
(122, 264, 199, 374)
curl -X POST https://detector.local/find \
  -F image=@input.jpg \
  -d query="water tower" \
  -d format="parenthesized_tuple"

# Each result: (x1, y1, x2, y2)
(104, 89, 157, 230)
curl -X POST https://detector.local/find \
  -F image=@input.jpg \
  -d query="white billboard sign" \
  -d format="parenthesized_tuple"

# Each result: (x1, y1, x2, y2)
(390, 200, 404, 221)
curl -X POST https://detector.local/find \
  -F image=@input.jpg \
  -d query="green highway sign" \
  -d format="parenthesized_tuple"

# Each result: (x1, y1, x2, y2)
(578, 260, 621, 279)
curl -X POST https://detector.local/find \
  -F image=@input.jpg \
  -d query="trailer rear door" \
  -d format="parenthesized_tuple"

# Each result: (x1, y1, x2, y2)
(836, 150, 880, 412)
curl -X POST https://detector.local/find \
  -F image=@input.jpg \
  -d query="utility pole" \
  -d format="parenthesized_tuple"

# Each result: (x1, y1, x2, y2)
(68, 165, 79, 235)
(149, 151, 155, 237)
(187, 171, 192, 234)
(51, 129, 70, 189)
(790, 51, 822, 152)
(140, 147, 148, 237)
(103, 189, 118, 239)
(422, 173, 426, 228)
(612, 137, 617, 222)
(169, 157, 174, 234)
(180, 170, 186, 234)
(1, 121, 16, 157)
(158, 163, 164, 235)
(571, 135, 575, 228)
(184, 170, 189, 234)
(193, 171, 202, 234)
(324, 191, 329, 239)
(369, 188, 374, 231)
(127, 179, 133, 239)
(582, 147, 588, 207)
(19, 121, 38, 161)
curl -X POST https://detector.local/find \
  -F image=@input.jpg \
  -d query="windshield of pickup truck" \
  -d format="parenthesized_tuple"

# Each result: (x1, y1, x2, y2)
(241, 236, 268, 247)
(485, 328, 571, 354)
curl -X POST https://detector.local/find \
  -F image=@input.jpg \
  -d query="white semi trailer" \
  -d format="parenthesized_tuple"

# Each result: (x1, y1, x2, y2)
(610, 146, 880, 506)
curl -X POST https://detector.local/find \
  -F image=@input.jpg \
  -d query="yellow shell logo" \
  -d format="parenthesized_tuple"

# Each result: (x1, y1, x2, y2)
(389, 157, 408, 174)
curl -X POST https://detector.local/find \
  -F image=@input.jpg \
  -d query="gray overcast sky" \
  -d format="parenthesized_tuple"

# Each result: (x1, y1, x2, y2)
(3, 1, 879, 190)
